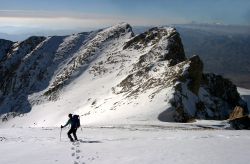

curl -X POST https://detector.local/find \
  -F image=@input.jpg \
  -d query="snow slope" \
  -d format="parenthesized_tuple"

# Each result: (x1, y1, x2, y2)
(0, 126, 250, 164)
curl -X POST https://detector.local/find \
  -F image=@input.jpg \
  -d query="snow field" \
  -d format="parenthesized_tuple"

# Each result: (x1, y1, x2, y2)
(0, 126, 250, 164)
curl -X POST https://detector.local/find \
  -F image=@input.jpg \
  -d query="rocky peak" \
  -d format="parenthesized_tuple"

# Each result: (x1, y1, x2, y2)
(123, 27, 176, 50)
(124, 27, 186, 69)
(44, 23, 134, 98)
(100, 22, 134, 41)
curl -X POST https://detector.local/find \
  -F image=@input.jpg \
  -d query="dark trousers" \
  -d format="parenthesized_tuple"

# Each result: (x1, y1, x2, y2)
(67, 127, 78, 141)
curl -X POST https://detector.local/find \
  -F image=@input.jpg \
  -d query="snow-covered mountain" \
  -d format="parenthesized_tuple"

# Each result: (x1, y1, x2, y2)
(134, 25, 250, 89)
(0, 23, 247, 127)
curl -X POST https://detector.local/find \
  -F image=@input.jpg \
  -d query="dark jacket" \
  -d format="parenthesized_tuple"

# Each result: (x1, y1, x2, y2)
(62, 117, 78, 128)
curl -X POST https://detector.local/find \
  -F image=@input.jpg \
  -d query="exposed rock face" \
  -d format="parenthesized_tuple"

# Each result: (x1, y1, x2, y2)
(229, 106, 246, 120)
(0, 36, 46, 114)
(123, 27, 186, 66)
(196, 74, 248, 120)
(159, 55, 203, 122)
(202, 74, 241, 106)
(186, 56, 203, 95)
(114, 27, 186, 96)
(0, 23, 247, 124)
(228, 106, 250, 130)
(0, 36, 46, 93)
(229, 116, 250, 130)
(0, 39, 13, 61)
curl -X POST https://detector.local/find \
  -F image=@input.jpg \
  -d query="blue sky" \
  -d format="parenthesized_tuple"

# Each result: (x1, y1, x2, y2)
(0, 0, 250, 34)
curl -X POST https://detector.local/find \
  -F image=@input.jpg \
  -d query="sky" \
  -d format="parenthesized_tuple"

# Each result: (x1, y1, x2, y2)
(0, 0, 250, 35)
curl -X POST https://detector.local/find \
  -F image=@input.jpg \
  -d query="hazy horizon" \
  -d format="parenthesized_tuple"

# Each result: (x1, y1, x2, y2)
(1, 0, 250, 41)
(1, 0, 250, 36)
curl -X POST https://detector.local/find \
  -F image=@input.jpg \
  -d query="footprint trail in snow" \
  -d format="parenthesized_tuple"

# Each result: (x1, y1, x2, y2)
(71, 141, 83, 164)
(70, 139, 100, 164)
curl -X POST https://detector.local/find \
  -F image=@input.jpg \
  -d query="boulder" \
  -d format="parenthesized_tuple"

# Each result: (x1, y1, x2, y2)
(229, 106, 245, 120)
(229, 115, 250, 130)
(229, 106, 250, 130)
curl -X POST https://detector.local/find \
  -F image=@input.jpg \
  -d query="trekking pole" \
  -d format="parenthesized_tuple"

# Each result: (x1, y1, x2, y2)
(60, 127, 62, 141)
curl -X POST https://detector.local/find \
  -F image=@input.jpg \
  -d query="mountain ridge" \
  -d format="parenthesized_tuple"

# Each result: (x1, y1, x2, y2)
(0, 23, 247, 127)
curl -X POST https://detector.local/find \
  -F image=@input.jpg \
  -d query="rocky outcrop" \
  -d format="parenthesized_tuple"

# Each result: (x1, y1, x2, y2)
(0, 36, 46, 94)
(124, 27, 186, 67)
(229, 115, 250, 130)
(229, 106, 246, 120)
(0, 36, 46, 114)
(202, 74, 241, 106)
(114, 27, 186, 97)
(162, 56, 203, 122)
(228, 106, 250, 130)
(195, 73, 248, 120)
(114, 26, 246, 122)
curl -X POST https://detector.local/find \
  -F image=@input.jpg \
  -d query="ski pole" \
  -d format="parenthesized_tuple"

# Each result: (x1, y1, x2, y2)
(60, 127, 62, 141)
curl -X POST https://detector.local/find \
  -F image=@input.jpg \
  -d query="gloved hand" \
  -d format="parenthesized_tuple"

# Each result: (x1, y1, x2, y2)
(61, 125, 63, 128)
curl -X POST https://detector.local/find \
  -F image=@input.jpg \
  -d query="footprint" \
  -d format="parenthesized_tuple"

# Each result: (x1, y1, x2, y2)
(74, 161, 79, 164)
(88, 157, 95, 161)
(73, 142, 80, 147)
(76, 150, 81, 153)
(71, 147, 75, 150)
(76, 156, 80, 159)
(72, 153, 75, 156)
